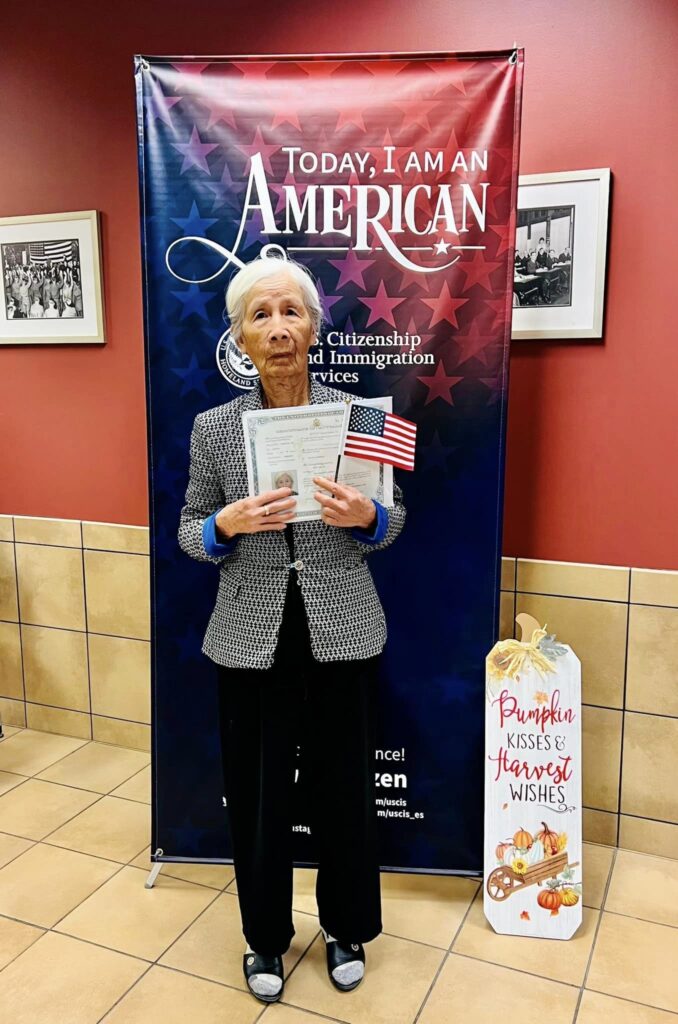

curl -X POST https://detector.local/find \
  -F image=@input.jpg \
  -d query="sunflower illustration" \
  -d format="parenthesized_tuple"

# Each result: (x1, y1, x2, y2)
(511, 857, 528, 875)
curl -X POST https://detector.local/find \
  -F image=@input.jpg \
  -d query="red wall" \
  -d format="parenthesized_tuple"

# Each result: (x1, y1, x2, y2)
(2, 0, 677, 569)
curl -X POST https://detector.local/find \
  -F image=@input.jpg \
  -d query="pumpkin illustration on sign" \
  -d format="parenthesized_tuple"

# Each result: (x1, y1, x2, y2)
(537, 821, 560, 857)
(487, 820, 582, 914)
(537, 887, 563, 916)
(513, 828, 534, 851)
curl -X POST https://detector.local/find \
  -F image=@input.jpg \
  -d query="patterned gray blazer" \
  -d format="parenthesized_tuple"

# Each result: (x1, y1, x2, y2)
(178, 378, 406, 669)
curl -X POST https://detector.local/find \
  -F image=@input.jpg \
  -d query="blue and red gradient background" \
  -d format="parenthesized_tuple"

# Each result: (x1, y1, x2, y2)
(136, 53, 522, 871)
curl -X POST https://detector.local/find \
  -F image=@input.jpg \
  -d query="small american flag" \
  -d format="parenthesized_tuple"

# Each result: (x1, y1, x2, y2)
(342, 403, 417, 471)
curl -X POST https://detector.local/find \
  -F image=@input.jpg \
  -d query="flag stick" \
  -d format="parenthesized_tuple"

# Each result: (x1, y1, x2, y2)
(334, 400, 352, 484)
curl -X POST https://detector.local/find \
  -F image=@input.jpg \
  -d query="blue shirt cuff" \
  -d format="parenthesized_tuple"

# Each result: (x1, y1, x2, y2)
(351, 500, 388, 544)
(202, 511, 237, 557)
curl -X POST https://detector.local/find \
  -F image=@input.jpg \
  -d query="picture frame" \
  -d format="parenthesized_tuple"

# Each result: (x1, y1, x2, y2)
(0, 209, 105, 345)
(511, 169, 611, 340)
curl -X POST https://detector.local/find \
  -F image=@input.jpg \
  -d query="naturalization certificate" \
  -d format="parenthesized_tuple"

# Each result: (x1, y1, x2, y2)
(242, 398, 394, 522)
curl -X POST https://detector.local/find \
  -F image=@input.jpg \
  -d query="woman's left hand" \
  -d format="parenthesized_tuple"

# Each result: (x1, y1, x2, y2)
(313, 476, 376, 530)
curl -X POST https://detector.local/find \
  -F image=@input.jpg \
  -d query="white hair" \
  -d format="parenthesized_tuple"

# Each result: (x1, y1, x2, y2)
(225, 252, 324, 343)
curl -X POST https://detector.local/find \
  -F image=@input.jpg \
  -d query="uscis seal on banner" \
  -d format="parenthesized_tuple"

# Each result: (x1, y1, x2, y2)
(216, 330, 259, 390)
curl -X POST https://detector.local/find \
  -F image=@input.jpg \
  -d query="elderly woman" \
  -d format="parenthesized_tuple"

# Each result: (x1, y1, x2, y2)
(178, 253, 405, 1004)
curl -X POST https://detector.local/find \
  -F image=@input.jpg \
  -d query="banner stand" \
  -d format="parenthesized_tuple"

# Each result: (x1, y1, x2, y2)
(135, 49, 524, 879)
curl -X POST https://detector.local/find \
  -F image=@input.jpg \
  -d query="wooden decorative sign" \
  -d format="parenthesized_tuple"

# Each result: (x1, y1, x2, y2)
(484, 613, 582, 939)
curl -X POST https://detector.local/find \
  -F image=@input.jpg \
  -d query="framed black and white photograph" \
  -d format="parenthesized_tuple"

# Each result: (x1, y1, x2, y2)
(0, 210, 105, 345)
(511, 169, 610, 340)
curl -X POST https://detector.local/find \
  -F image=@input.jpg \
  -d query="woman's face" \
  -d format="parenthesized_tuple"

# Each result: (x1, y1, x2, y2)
(276, 472, 294, 490)
(238, 271, 315, 381)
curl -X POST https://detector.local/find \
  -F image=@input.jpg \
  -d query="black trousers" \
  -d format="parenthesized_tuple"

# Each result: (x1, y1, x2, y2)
(215, 545, 382, 956)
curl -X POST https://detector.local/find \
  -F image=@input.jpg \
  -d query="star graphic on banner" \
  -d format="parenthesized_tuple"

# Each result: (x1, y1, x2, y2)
(170, 283, 217, 321)
(329, 249, 375, 289)
(434, 239, 451, 255)
(316, 279, 344, 315)
(395, 263, 435, 295)
(271, 87, 303, 131)
(479, 375, 503, 406)
(204, 159, 242, 213)
(403, 315, 435, 353)
(234, 126, 280, 175)
(453, 320, 498, 367)
(394, 98, 439, 133)
(482, 296, 509, 327)
(271, 169, 302, 215)
(171, 126, 218, 175)
(201, 97, 237, 131)
(420, 429, 461, 473)
(171, 353, 214, 398)
(433, 125, 463, 182)
(147, 91, 181, 127)
(335, 100, 367, 133)
(342, 314, 357, 335)
(420, 281, 469, 328)
(364, 128, 409, 180)
(241, 210, 270, 251)
(457, 250, 502, 294)
(416, 360, 464, 406)
(155, 456, 186, 498)
(171, 201, 218, 237)
(298, 60, 343, 78)
(363, 59, 410, 78)
(232, 61, 276, 79)
(358, 280, 407, 328)
(485, 185, 511, 220)
(170, 62, 211, 91)
(489, 221, 513, 257)
(425, 59, 468, 96)
(492, 144, 517, 174)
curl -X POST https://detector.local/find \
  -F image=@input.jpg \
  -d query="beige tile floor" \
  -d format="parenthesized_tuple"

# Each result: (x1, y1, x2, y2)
(1, 726, 678, 1023)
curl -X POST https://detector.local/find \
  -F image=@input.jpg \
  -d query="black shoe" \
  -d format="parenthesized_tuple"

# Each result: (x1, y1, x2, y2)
(325, 939, 365, 992)
(242, 951, 284, 1003)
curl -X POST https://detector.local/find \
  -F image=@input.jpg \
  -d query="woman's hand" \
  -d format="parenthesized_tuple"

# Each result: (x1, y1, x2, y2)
(312, 476, 376, 530)
(215, 487, 296, 539)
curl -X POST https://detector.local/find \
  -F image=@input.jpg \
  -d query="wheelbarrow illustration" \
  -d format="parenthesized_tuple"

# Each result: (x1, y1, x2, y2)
(486, 851, 580, 901)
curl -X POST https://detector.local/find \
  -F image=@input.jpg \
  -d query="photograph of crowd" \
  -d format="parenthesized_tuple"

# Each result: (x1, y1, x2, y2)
(2, 238, 84, 320)
(513, 206, 574, 307)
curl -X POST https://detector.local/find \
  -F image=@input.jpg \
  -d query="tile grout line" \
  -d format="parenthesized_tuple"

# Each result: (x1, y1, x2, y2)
(3, 734, 677, 851)
(411, 880, 481, 1023)
(3, 836, 678, 1016)
(79, 519, 95, 742)
(0, 616, 150, 644)
(12, 538, 149, 556)
(20, 699, 151, 730)
(16, 675, 678, 734)
(572, 844, 618, 1021)
(10, 517, 29, 728)
(614, 570, 632, 847)
(583, 985, 678, 1018)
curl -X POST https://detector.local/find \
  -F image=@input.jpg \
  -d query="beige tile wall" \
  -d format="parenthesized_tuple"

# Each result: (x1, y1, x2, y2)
(0, 514, 150, 752)
(1, 514, 677, 858)
(501, 556, 678, 859)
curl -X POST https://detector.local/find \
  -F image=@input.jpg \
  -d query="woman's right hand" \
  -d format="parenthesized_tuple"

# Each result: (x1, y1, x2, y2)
(214, 487, 296, 539)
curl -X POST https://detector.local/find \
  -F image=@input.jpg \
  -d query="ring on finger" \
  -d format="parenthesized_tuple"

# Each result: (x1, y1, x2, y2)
(263, 505, 270, 517)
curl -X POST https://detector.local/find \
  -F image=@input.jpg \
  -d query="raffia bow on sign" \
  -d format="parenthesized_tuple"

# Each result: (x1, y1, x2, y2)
(487, 625, 567, 682)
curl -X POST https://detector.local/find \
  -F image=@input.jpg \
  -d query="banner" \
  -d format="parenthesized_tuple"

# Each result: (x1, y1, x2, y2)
(135, 50, 523, 873)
